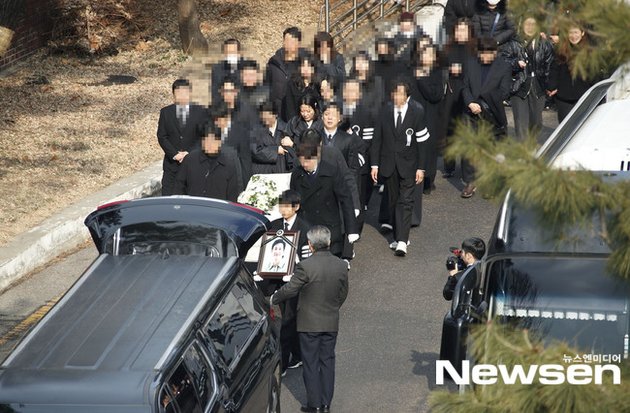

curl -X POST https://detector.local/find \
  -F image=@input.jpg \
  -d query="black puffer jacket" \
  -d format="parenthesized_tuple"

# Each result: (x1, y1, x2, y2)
(501, 37, 555, 98)
(472, 7, 515, 46)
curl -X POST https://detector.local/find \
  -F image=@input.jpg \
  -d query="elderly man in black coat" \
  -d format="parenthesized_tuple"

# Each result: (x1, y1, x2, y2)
(272, 225, 349, 413)
(157, 79, 207, 196)
(173, 124, 241, 201)
(290, 138, 359, 258)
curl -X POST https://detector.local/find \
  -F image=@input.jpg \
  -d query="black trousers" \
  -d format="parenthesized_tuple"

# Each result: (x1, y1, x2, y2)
(280, 297, 301, 371)
(299, 332, 338, 408)
(556, 98, 576, 124)
(161, 167, 177, 196)
(386, 170, 416, 243)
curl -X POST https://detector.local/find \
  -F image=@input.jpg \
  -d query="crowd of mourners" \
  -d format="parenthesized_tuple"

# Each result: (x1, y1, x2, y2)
(157, 0, 599, 260)
(155, 2, 604, 409)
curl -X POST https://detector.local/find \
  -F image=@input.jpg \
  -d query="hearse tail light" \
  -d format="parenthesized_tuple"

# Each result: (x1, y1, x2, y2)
(230, 202, 265, 215)
(97, 200, 129, 210)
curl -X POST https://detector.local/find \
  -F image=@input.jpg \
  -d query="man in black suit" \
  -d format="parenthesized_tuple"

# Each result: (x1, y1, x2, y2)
(321, 102, 362, 173)
(272, 225, 349, 413)
(370, 79, 430, 256)
(210, 38, 243, 105)
(460, 36, 512, 198)
(157, 79, 207, 196)
(172, 124, 240, 201)
(291, 139, 359, 258)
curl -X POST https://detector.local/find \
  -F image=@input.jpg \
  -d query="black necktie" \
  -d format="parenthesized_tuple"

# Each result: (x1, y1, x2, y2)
(328, 134, 333, 145)
(284, 222, 289, 231)
(396, 111, 402, 129)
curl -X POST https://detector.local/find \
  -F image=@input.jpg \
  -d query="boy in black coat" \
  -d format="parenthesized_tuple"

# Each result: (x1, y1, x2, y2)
(267, 190, 311, 374)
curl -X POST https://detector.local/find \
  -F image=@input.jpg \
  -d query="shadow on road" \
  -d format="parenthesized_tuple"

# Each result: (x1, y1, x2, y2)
(411, 350, 458, 394)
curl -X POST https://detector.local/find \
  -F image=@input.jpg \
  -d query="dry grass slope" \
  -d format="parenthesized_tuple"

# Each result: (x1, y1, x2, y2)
(0, 0, 320, 245)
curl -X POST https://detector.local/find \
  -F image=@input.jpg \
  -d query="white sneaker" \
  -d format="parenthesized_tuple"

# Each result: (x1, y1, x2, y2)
(380, 223, 393, 232)
(389, 240, 410, 250)
(395, 241, 407, 256)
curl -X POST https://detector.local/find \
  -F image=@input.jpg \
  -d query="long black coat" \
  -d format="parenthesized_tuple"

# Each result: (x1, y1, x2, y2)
(251, 119, 296, 174)
(290, 159, 357, 256)
(462, 56, 512, 128)
(265, 48, 308, 122)
(224, 118, 254, 187)
(173, 150, 240, 201)
(371, 99, 431, 179)
(156, 104, 207, 173)
(410, 68, 445, 181)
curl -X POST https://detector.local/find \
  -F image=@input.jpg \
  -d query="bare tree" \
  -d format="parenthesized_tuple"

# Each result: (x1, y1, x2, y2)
(178, 0, 208, 56)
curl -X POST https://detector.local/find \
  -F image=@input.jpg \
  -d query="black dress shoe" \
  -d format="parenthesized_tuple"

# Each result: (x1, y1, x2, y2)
(300, 406, 322, 412)
(322, 405, 331, 413)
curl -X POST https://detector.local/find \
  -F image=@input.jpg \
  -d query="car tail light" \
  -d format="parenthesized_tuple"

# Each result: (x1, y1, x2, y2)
(97, 200, 129, 210)
(229, 202, 265, 215)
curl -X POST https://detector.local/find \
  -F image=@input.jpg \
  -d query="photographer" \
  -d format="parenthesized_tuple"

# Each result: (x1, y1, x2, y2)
(443, 237, 486, 300)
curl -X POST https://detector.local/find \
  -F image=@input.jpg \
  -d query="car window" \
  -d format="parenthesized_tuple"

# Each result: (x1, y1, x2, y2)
(159, 362, 202, 413)
(158, 343, 214, 413)
(108, 221, 237, 257)
(203, 278, 265, 368)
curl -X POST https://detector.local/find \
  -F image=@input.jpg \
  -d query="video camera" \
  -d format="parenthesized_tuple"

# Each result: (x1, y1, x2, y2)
(445, 247, 466, 272)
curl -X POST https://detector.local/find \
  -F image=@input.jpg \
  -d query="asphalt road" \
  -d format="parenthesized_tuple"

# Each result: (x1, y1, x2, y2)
(0, 108, 559, 412)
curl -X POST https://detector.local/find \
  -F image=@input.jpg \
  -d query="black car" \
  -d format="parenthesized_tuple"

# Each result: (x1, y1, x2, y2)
(440, 172, 630, 375)
(0, 197, 282, 413)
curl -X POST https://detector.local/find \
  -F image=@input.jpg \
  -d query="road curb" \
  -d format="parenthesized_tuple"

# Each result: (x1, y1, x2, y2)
(0, 161, 163, 292)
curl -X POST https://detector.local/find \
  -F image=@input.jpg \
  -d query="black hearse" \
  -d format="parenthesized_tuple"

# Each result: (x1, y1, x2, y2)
(0, 197, 282, 412)
(440, 173, 630, 374)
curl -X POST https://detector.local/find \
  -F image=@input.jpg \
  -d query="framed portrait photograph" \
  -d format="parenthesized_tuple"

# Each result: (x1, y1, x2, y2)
(256, 230, 300, 279)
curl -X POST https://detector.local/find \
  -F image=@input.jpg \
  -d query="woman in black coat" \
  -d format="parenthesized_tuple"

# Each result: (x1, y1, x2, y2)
(547, 24, 599, 123)
(438, 18, 476, 177)
(410, 44, 445, 194)
(314, 31, 346, 87)
(349, 51, 385, 114)
(284, 54, 322, 122)
(286, 93, 324, 145)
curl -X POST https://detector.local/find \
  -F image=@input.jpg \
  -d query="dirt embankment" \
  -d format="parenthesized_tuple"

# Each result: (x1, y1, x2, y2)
(0, 0, 320, 245)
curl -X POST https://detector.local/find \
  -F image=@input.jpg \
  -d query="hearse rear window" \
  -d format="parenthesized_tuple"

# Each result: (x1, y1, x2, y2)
(203, 278, 265, 367)
(488, 257, 630, 354)
(107, 221, 238, 257)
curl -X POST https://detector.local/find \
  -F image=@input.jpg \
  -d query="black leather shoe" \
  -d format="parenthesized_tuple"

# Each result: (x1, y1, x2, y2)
(322, 405, 331, 413)
(300, 406, 322, 413)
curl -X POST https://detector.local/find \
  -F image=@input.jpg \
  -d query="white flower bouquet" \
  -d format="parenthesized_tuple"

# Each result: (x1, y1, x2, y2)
(237, 175, 282, 215)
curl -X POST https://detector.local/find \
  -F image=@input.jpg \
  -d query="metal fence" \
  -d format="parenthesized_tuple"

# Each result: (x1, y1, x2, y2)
(318, 0, 434, 47)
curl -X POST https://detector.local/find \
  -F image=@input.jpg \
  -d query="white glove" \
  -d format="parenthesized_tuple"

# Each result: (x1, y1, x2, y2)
(348, 233, 360, 243)
(358, 153, 365, 167)
(282, 274, 293, 282)
(354, 208, 360, 218)
(253, 274, 264, 282)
